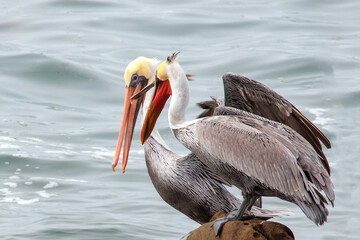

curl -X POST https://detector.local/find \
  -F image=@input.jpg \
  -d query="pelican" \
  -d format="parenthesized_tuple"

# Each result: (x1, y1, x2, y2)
(112, 56, 289, 224)
(140, 53, 335, 235)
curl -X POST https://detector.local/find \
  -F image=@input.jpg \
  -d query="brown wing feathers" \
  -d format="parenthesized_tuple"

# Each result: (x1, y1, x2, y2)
(221, 73, 331, 174)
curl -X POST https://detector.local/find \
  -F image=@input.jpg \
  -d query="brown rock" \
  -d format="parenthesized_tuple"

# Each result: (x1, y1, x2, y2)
(187, 211, 294, 240)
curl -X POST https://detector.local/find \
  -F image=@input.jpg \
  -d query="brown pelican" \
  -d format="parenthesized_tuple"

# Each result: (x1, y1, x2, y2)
(140, 53, 335, 235)
(111, 56, 290, 224)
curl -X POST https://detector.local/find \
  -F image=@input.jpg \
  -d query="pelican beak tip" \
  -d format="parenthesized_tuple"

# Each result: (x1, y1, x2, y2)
(112, 165, 116, 172)
(140, 134, 148, 145)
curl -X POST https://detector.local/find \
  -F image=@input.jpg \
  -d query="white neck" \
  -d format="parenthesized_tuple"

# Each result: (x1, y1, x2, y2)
(166, 61, 190, 129)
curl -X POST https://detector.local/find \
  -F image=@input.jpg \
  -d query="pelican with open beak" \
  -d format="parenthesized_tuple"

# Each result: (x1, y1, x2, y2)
(112, 57, 157, 172)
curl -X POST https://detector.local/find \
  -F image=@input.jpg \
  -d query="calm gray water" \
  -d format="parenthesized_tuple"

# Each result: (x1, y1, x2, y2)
(1, 0, 359, 239)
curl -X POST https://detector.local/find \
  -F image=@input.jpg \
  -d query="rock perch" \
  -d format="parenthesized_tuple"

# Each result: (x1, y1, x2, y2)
(186, 211, 294, 240)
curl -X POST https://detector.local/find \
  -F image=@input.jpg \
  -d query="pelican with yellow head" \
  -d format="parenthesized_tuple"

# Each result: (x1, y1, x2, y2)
(111, 55, 291, 227)
(112, 57, 158, 172)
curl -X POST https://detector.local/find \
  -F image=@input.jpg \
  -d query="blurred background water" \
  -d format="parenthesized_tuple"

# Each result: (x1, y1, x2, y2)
(1, 0, 359, 239)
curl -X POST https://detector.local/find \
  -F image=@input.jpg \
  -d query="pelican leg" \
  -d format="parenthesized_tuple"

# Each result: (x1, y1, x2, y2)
(243, 191, 262, 208)
(254, 197, 262, 208)
(212, 194, 258, 236)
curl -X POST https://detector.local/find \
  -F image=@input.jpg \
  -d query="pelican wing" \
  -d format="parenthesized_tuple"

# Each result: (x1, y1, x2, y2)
(177, 154, 293, 219)
(180, 153, 233, 187)
(221, 73, 331, 174)
(211, 107, 334, 204)
(189, 115, 332, 206)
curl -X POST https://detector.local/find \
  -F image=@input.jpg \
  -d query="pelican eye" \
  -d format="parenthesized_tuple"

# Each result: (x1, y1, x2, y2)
(131, 74, 138, 82)
(129, 74, 148, 88)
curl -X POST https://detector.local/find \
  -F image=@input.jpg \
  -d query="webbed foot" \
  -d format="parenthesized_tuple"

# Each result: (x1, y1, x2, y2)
(211, 210, 256, 236)
(212, 216, 229, 236)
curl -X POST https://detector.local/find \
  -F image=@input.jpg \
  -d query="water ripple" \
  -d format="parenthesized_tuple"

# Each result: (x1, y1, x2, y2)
(0, 0, 358, 239)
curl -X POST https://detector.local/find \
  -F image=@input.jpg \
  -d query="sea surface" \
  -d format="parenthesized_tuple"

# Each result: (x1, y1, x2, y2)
(1, 0, 359, 239)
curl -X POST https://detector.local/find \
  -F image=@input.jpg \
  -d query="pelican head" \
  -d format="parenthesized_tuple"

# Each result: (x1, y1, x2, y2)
(112, 57, 158, 172)
(140, 53, 183, 144)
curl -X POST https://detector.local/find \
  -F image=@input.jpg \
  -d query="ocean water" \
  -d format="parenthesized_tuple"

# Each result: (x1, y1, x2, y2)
(1, 0, 359, 239)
